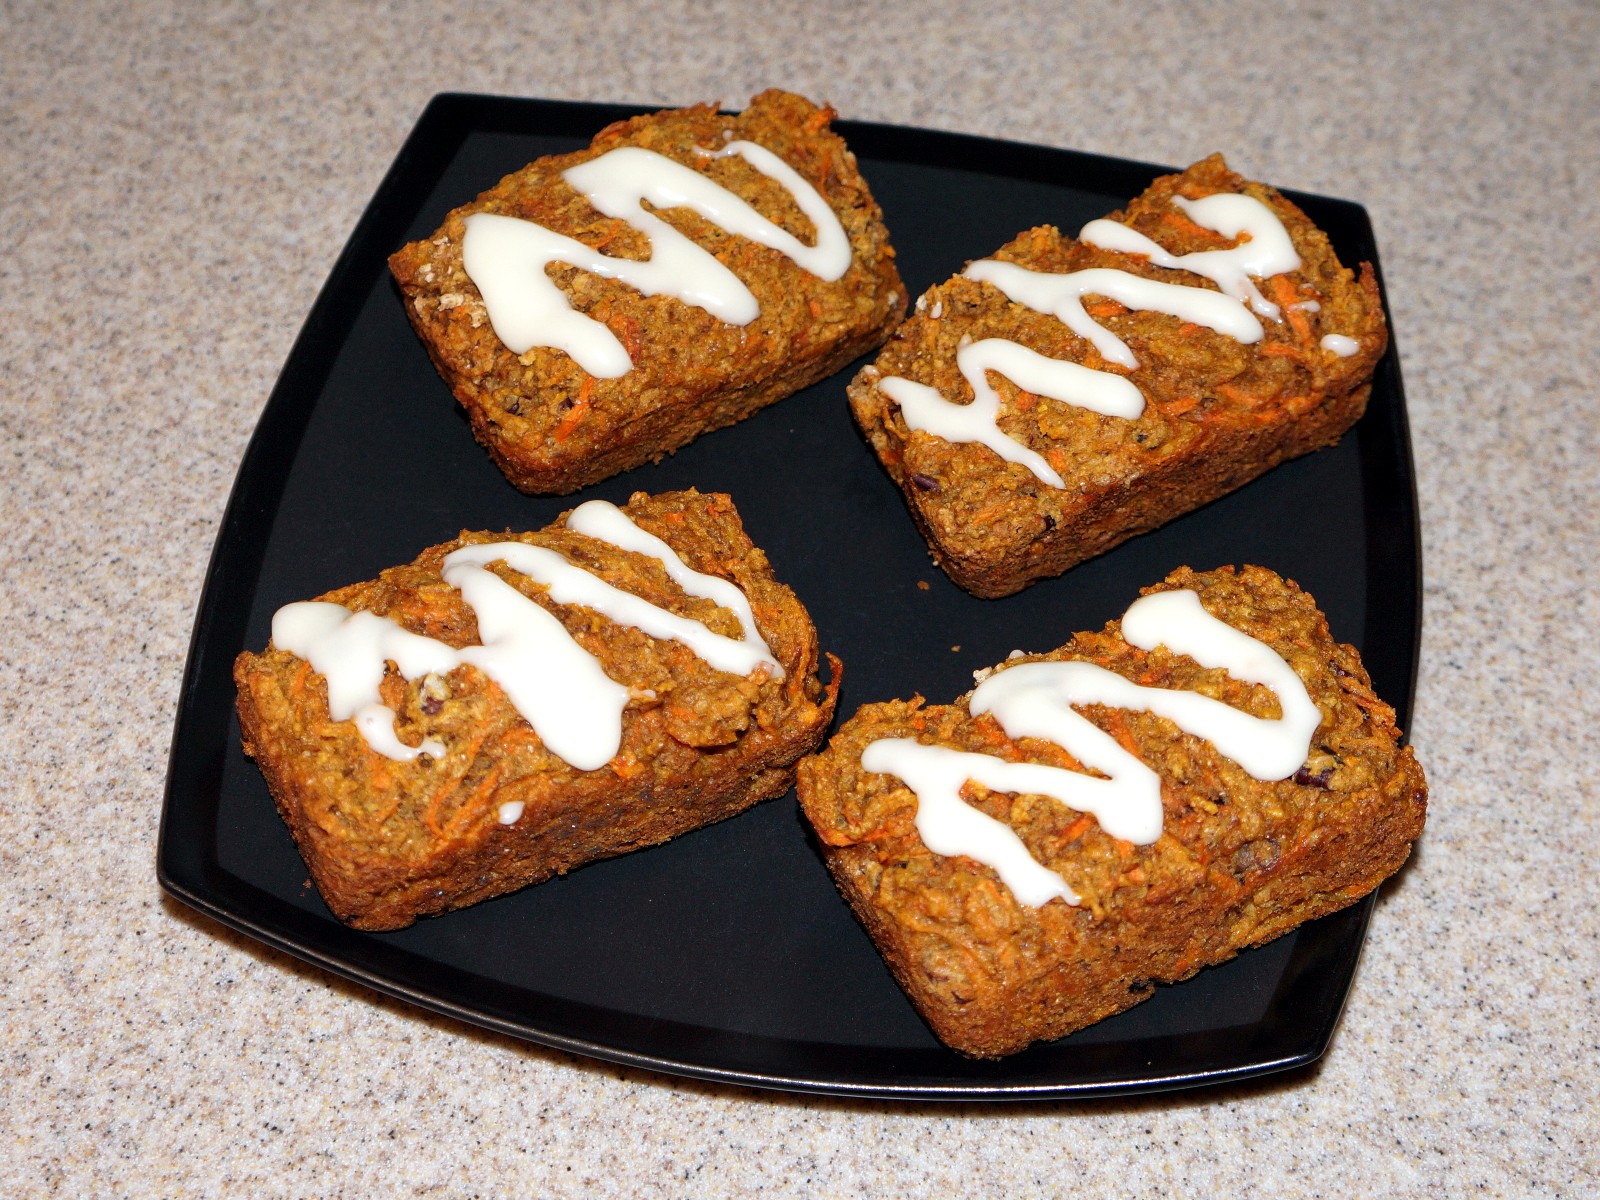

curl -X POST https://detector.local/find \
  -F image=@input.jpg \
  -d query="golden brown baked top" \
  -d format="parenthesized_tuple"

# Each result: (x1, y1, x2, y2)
(799, 565, 1422, 983)
(847, 156, 1387, 592)
(389, 89, 904, 487)
(859, 154, 1384, 485)
(236, 490, 833, 868)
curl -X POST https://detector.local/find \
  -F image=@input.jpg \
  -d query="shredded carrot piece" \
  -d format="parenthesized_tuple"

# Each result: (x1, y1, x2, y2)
(1259, 342, 1308, 360)
(1104, 709, 1141, 758)
(423, 730, 489, 837)
(442, 764, 504, 841)
(802, 105, 835, 134)
(1085, 299, 1126, 319)
(1160, 207, 1221, 241)
(1163, 394, 1200, 416)
(1177, 322, 1202, 337)
(553, 377, 593, 443)
(611, 755, 647, 780)
(1062, 814, 1095, 843)
(1217, 383, 1255, 407)
(1269, 275, 1314, 346)
(289, 660, 312, 701)
(975, 715, 1012, 750)
(368, 757, 394, 793)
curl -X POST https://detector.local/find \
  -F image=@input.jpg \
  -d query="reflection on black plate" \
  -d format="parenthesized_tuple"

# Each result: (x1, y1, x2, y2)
(158, 95, 1419, 1100)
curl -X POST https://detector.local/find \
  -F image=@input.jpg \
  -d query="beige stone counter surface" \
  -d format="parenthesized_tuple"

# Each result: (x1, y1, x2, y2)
(4, 1, 1596, 1195)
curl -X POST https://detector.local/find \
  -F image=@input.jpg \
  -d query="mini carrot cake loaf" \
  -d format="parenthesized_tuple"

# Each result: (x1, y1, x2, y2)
(391, 89, 905, 494)
(848, 155, 1387, 597)
(797, 565, 1425, 1057)
(235, 490, 837, 930)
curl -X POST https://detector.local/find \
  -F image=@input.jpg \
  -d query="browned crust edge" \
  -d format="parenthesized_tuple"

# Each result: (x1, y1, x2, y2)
(390, 89, 906, 495)
(848, 155, 1388, 598)
(796, 566, 1426, 1057)
(235, 492, 840, 931)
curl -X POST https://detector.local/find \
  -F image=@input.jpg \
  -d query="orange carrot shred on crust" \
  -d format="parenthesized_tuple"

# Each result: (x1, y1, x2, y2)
(1259, 341, 1309, 361)
(1160, 207, 1224, 241)
(423, 731, 489, 836)
(1104, 709, 1142, 758)
(423, 787, 453, 839)
(1085, 299, 1127, 319)
(1177, 322, 1203, 337)
(367, 757, 395, 793)
(611, 755, 646, 780)
(1269, 276, 1315, 346)
(289, 660, 312, 700)
(552, 377, 593, 443)
(1162, 394, 1201, 416)
(1061, 813, 1096, 843)
(803, 105, 834, 134)
(442, 764, 505, 841)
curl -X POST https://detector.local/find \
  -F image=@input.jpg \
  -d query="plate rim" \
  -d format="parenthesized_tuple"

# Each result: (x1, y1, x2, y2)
(157, 91, 1421, 1102)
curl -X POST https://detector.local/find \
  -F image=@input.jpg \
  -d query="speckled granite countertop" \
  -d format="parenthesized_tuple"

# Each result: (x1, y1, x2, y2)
(5, 1, 1596, 1195)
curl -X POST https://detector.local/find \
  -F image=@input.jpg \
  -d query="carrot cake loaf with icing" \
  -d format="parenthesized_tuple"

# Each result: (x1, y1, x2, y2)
(391, 89, 905, 494)
(848, 155, 1387, 597)
(235, 490, 837, 931)
(797, 565, 1425, 1057)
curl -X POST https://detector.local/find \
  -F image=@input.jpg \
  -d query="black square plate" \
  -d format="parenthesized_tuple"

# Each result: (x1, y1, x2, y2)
(158, 94, 1420, 1100)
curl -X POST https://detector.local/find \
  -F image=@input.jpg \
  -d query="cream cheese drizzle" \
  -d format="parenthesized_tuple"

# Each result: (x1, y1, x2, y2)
(271, 604, 455, 762)
(859, 587, 1321, 907)
(880, 192, 1298, 489)
(860, 739, 1084, 906)
(1079, 192, 1302, 319)
(564, 498, 780, 674)
(270, 502, 780, 770)
(1321, 333, 1360, 357)
(883, 334, 1143, 490)
(965, 259, 1265, 370)
(460, 142, 850, 376)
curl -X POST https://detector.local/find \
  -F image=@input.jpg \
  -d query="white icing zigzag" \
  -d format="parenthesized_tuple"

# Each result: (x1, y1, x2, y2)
(859, 588, 1321, 907)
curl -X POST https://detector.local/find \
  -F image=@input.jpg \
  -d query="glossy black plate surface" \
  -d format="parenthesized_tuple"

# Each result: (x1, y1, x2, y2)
(158, 94, 1419, 1100)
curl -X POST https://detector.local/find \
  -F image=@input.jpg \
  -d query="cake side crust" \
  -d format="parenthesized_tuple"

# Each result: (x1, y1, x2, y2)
(797, 565, 1426, 1057)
